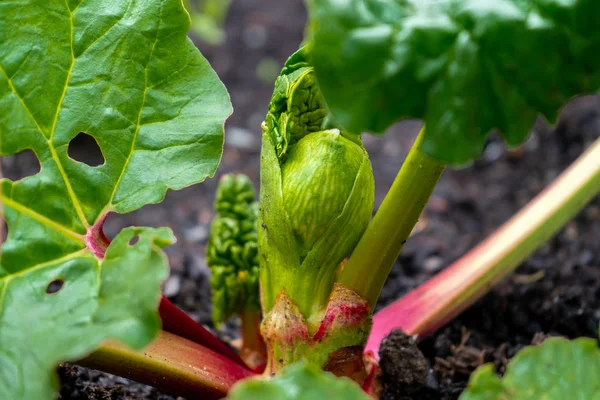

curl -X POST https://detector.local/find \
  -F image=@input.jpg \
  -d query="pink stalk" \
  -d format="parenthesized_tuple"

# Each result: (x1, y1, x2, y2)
(366, 138, 600, 357)
(159, 296, 246, 366)
(79, 330, 255, 399)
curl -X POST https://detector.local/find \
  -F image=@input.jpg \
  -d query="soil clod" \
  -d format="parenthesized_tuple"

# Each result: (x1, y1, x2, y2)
(379, 330, 428, 396)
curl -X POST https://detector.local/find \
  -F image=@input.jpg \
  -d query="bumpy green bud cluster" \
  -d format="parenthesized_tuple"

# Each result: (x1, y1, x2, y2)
(259, 47, 375, 321)
(263, 48, 340, 161)
(207, 174, 260, 325)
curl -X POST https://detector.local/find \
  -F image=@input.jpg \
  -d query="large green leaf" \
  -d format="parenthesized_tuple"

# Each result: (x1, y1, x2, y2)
(226, 362, 370, 400)
(0, 0, 231, 398)
(460, 337, 600, 399)
(308, 0, 600, 164)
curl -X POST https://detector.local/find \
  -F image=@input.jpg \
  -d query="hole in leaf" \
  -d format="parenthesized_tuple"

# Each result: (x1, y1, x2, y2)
(2, 149, 41, 181)
(129, 236, 139, 246)
(46, 278, 65, 294)
(68, 132, 105, 167)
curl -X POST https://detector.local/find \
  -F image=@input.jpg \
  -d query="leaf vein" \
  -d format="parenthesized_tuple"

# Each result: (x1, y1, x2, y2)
(44, 0, 90, 229)
(1, 196, 84, 241)
(107, 0, 165, 209)
(74, 1, 131, 59)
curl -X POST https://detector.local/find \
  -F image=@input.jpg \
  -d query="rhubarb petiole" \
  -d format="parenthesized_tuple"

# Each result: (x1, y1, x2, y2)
(340, 127, 445, 308)
(78, 330, 255, 400)
(366, 138, 600, 356)
(158, 295, 246, 366)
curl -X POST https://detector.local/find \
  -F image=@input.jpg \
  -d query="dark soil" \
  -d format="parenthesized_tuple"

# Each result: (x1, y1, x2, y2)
(2, 0, 598, 399)
(379, 331, 428, 397)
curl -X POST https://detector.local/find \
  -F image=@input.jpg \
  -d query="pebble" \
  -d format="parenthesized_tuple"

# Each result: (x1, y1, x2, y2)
(189, 255, 209, 280)
(242, 24, 267, 49)
(184, 225, 209, 243)
(423, 256, 444, 273)
(163, 274, 181, 298)
(226, 126, 260, 151)
(483, 141, 504, 163)
(424, 368, 439, 390)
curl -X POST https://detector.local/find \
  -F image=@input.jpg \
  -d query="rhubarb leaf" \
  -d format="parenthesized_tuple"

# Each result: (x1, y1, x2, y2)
(460, 337, 600, 399)
(227, 362, 370, 400)
(0, 0, 231, 398)
(308, 0, 600, 164)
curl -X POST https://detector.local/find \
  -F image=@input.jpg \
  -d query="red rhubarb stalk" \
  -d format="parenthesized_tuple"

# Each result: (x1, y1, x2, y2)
(159, 296, 246, 366)
(79, 330, 255, 400)
(366, 138, 600, 357)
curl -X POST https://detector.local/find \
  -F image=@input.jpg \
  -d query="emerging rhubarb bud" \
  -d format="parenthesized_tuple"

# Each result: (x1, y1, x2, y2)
(258, 48, 374, 375)
(259, 48, 375, 321)
(207, 174, 260, 324)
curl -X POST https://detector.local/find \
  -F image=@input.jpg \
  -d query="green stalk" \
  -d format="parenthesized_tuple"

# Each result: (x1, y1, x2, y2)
(78, 330, 255, 400)
(340, 127, 445, 307)
(366, 137, 600, 354)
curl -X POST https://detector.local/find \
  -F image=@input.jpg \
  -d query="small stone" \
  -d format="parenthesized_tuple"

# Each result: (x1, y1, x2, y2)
(189, 255, 209, 280)
(423, 256, 444, 273)
(483, 141, 504, 162)
(226, 126, 259, 151)
(242, 24, 267, 49)
(184, 225, 209, 243)
(524, 132, 539, 151)
(163, 274, 181, 298)
(423, 368, 439, 391)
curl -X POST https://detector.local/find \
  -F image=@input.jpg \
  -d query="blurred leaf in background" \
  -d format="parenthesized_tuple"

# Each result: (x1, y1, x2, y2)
(184, 0, 232, 45)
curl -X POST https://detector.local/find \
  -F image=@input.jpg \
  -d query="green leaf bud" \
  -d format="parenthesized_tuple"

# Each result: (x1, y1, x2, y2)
(259, 47, 375, 320)
(281, 129, 370, 255)
(207, 174, 260, 325)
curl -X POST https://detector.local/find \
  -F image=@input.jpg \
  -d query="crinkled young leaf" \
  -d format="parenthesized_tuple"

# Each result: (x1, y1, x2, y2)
(308, 0, 600, 164)
(460, 337, 600, 400)
(0, 0, 231, 398)
(207, 174, 260, 325)
(226, 362, 370, 400)
(259, 48, 374, 319)
(263, 47, 329, 161)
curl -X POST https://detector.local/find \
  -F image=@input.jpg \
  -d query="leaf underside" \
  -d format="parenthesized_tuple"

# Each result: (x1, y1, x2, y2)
(460, 337, 600, 399)
(308, 0, 600, 164)
(0, 0, 231, 398)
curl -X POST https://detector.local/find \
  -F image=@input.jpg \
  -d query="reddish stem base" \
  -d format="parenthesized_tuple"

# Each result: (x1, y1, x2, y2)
(159, 296, 246, 366)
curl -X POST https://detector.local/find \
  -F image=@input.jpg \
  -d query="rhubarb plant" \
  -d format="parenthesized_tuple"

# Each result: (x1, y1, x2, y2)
(1, 0, 600, 399)
(258, 47, 375, 373)
(0, 0, 230, 398)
